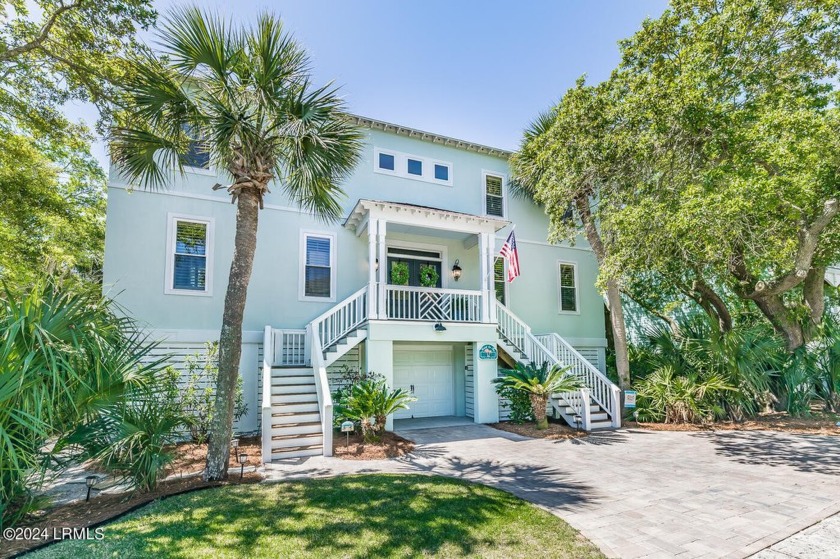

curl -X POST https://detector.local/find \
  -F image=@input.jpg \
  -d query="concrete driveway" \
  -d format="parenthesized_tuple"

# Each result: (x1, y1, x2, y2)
(264, 425, 840, 559)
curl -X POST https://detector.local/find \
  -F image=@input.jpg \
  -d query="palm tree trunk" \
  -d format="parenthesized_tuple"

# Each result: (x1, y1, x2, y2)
(531, 394, 549, 429)
(205, 189, 260, 481)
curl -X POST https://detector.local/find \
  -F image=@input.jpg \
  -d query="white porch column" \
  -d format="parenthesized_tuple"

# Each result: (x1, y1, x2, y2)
(478, 231, 492, 322)
(367, 218, 378, 320)
(486, 231, 497, 323)
(473, 340, 500, 423)
(367, 339, 395, 429)
(377, 219, 387, 320)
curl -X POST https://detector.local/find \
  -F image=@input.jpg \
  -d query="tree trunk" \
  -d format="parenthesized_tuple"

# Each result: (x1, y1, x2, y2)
(803, 265, 826, 338)
(575, 196, 631, 390)
(752, 293, 805, 352)
(204, 189, 260, 481)
(530, 394, 549, 429)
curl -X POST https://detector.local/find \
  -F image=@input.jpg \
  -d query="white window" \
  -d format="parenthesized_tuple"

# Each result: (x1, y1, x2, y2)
(300, 231, 336, 302)
(165, 214, 214, 296)
(558, 261, 579, 313)
(373, 147, 453, 186)
(483, 171, 506, 218)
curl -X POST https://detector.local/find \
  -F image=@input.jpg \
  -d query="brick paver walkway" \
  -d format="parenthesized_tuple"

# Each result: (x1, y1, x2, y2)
(263, 425, 840, 559)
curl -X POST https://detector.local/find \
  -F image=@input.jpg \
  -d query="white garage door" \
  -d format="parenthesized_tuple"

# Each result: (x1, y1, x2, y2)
(393, 346, 454, 419)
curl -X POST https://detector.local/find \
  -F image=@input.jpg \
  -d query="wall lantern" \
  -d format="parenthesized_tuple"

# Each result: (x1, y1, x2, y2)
(452, 259, 462, 281)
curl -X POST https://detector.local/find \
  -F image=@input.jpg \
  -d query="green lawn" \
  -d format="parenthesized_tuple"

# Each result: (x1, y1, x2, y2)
(28, 474, 604, 558)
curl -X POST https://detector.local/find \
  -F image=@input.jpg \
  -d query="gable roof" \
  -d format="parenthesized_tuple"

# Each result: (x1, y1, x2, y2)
(350, 115, 513, 160)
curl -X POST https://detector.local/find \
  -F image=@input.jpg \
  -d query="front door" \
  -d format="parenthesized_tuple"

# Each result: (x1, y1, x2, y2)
(386, 246, 443, 287)
(393, 346, 455, 419)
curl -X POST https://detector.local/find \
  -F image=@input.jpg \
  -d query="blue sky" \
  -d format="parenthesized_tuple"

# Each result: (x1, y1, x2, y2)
(71, 0, 669, 168)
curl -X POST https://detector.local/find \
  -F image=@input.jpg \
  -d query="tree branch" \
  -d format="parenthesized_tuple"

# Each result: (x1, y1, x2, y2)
(743, 198, 838, 298)
(0, 0, 85, 63)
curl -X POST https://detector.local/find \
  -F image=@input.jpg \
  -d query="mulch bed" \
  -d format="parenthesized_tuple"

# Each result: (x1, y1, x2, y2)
(332, 431, 414, 460)
(5, 439, 264, 559)
(628, 412, 840, 435)
(491, 419, 589, 440)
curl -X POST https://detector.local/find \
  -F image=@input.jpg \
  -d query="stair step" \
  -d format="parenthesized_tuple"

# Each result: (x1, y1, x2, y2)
(271, 422, 322, 436)
(559, 404, 601, 414)
(271, 392, 318, 405)
(272, 411, 321, 423)
(271, 445, 323, 460)
(271, 383, 317, 395)
(271, 434, 323, 448)
(271, 376, 315, 387)
(589, 420, 614, 430)
(270, 402, 319, 414)
(271, 367, 313, 377)
(590, 412, 609, 422)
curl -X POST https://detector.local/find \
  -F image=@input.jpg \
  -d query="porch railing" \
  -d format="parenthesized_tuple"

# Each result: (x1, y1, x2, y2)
(313, 286, 368, 350)
(384, 285, 482, 322)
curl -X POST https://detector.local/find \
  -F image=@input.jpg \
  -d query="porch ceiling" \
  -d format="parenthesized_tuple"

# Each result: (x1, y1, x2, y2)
(344, 199, 509, 236)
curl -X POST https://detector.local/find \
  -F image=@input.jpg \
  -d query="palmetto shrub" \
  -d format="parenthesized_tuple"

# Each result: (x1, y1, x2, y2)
(634, 367, 733, 423)
(493, 362, 581, 429)
(337, 376, 415, 442)
(0, 277, 165, 527)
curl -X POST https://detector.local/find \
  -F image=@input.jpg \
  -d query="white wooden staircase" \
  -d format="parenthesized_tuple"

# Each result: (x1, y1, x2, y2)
(267, 367, 323, 459)
(496, 303, 621, 431)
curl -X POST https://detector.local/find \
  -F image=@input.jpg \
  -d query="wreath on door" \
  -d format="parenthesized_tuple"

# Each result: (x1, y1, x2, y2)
(419, 264, 440, 288)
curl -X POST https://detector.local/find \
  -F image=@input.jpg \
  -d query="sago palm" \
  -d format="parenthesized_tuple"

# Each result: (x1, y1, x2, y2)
(494, 362, 581, 429)
(110, 7, 362, 479)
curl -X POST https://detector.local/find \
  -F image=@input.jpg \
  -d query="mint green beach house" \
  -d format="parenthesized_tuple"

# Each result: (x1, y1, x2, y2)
(103, 116, 621, 462)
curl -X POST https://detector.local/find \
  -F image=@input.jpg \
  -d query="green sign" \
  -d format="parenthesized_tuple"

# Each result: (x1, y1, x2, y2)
(479, 344, 497, 360)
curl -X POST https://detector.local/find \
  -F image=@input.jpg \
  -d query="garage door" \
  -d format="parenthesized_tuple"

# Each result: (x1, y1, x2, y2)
(393, 346, 454, 419)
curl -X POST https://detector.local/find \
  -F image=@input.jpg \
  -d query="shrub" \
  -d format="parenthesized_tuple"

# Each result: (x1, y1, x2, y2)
(493, 362, 581, 429)
(332, 367, 385, 427)
(0, 277, 163, 527)
(337, 375, 415, 442)
(179, 343, 247, 443)
(496, 383, 535, 423)
(635, 366, 733, 423)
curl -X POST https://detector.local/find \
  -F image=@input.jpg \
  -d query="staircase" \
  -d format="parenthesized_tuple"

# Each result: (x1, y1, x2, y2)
(496, 303, 621, 431)
(266, 367, 324, 459)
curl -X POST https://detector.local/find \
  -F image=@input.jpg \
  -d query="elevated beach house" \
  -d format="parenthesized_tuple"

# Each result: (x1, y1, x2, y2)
(103, 116, 621, 461)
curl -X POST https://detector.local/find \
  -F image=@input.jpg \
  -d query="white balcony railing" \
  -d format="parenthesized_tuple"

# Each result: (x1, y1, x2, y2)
(384, 285, 482, 322)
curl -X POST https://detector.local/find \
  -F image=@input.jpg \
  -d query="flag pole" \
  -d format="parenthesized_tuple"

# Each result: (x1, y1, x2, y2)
(485, 224, 516, 284)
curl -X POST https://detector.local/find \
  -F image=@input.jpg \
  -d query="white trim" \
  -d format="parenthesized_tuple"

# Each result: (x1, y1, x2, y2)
(182, 165, 216, 177)
(164, 213, 214, 297)
(557, 260, 581, 315)
(299, 230, 337, 303)
(385, 239, 450, 288)
(482, 170, 507, 218)
(373, 147, 454, 187)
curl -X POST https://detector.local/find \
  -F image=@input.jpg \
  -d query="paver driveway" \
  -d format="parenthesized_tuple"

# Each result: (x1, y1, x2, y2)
(264, 425, 840, 559)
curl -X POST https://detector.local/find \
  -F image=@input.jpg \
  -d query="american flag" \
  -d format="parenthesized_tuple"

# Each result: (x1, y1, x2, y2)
(499, 230, 520, 282)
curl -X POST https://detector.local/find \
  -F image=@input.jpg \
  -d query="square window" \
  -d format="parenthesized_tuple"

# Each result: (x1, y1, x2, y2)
(407, 158, 423, 176)
(378, 152, 395, 171)
(434, 164, 449, 181)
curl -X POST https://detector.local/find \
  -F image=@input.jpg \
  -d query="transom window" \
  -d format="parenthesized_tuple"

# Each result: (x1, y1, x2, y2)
(373, 147, 453, 186)
(166, 214, 214, 296)
(300, 232, 336, 301)
(484, 172, 505, 217)
(558, 262, 578, 313)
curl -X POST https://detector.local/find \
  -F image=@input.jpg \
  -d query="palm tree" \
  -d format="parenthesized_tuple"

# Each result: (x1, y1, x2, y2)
(110, 7, 362, 480)
(493, 362, 581, 429)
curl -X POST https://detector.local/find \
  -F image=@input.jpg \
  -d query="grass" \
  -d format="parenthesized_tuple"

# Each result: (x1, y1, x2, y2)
(27, 474, 604, 558)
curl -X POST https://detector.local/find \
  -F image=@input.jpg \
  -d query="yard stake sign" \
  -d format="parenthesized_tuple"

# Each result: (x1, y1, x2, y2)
(624, 390, 637, 408)
(341, 420, 354, 447)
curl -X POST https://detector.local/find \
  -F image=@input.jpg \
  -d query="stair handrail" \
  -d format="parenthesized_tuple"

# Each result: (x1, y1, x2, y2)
(261, 325, 273, 464)
(496, 303, 588, 422)
(310, 286, 369, 351)
(307, 323, 333, 457)
(537, 332, 621, 427)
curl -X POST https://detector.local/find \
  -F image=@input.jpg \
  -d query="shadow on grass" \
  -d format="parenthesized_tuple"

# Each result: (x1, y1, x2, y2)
(51, 474, 600, 558)
(691, 430, 840, 475)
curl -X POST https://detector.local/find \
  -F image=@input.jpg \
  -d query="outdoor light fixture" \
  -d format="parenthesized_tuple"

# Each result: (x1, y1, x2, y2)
(85, 475, 97, 502)
(230, 438, 239, 453)
(573, 414, 583, 431)
(434, 322, 447, 332)
(238, 453, 248, 480)
(452, 259, 462, 281)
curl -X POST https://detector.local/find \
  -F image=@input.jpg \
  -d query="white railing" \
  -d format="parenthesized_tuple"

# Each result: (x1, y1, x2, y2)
(272, 329, 307, 366)
(306, 323, 333, 457)
(536, 332, 620, 427)
(312, 287, 369, 351)
(261, 325, 273, 463)
(384, 285, 482, 322)
(497, 303, 620, 428)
